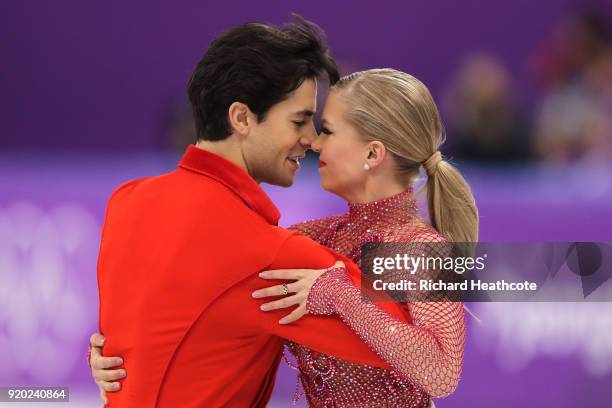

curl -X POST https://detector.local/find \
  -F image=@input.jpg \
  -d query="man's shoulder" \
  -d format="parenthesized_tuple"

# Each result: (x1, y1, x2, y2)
(105, 170, 291, 240)
(108, 176, 150, 200)
(105, 169, 179, 201)
(105, 169, 241, 209)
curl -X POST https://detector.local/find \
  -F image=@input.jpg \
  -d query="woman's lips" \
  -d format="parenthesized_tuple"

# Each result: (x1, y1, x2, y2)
(319, 160, 327, 168)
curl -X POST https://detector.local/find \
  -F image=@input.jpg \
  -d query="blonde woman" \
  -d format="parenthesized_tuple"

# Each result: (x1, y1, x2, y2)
(91, 69, 478, 407)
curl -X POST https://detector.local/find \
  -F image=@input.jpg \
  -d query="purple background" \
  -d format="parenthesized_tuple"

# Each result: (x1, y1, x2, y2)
(1, 0, 602, 150)
(1, 1, 612, 407)
(1, 156, 611, 407)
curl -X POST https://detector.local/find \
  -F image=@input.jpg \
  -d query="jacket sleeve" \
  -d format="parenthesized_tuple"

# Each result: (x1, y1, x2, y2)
(240, 233, 393, 370)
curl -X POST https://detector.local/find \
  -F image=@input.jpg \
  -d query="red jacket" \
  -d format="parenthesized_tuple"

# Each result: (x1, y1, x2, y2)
(98, 145, 403, 407)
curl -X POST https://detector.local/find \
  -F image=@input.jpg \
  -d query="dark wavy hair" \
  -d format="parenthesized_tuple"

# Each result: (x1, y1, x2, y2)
(188, 15, 339, 141)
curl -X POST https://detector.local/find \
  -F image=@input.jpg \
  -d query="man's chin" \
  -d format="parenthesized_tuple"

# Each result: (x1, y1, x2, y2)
(275, 176, 294, 188)
(262, 172, 295, 188)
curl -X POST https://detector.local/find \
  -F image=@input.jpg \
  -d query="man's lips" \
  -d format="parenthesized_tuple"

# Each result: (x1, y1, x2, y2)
(319, 160, 327, 168)
(287, 155, 304, 171)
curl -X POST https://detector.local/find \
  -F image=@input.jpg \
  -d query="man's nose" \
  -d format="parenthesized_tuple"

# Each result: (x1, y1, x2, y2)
(299, 123, 318, 147)
(310, 134, 322, 153)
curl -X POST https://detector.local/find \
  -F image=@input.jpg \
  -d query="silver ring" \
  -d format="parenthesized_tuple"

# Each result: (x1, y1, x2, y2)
(281, 283, 289, 295)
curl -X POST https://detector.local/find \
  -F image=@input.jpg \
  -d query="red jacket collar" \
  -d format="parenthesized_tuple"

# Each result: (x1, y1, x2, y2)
(178, 145, 280, 226)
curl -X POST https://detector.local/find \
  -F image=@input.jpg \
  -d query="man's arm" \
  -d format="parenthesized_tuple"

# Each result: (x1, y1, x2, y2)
(241, 233, 393, 370)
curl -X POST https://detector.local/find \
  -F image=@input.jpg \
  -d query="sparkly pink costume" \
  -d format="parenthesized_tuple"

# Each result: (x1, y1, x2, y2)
(286, 188, 466, 407)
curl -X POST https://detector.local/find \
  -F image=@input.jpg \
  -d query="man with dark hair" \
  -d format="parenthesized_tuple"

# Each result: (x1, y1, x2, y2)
(188, 19, 339, 141)
(91, 17, 389, 407)
(185, 17, 338, 188)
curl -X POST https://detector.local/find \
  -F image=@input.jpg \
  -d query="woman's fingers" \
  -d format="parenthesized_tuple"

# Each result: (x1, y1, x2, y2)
(279, 304, 307, 324)
(258, 259, 340, 281)
(259, 269, 308, 280)
(254, 265, 335, 315)
(90, 333, 106, 348)
(260, 295, 301, 311)
(92, 354, 124, 370)
(89, 333, 123, 397)
(99, 390, 108, 404)
(252, 282, 298, 298)
(94, 368, 126, 382)
(98, 381, 121, 392)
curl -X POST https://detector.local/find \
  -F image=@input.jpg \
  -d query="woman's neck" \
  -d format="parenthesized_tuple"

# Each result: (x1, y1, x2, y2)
(345, 176, 408, 205)
(347, 186, 418, 227)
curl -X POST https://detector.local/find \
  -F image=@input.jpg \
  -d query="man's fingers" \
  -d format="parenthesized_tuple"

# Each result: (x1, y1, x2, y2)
(279, 304, 307, 325)
(94, 368, 126, 382)
(99, 381, 121, 392)
(260, 295, 300, 311)
(93, 355, 124, 370)
(252, 282, 297, 299)
(90, 333, 106, 347)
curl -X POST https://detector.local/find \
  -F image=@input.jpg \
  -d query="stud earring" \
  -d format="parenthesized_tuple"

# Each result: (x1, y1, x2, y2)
(363, 163, 370, 171)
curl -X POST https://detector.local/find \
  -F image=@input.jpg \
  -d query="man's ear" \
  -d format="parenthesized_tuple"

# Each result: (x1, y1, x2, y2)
(366, 141, 387, 169)
(228, 102, 251, 136)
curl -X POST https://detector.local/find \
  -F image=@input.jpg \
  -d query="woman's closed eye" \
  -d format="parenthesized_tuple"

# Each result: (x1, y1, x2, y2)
(292, 120, 306, 128)
(320, 126, 333, 135)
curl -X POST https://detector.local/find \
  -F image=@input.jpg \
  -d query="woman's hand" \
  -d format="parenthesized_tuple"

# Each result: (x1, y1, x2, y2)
(252, 260, 344, 324)
(88, 333, 126, 403)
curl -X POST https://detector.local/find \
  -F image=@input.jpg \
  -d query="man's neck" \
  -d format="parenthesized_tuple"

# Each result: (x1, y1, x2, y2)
(195, 139, 249, 174)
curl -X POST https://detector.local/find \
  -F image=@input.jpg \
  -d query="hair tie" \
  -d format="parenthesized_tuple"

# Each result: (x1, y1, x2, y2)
(422, 151, 442, 176)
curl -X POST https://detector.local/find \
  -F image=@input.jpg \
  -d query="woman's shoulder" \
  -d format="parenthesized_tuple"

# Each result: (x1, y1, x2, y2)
(376, 221, 453, 264)
(288, 214, 346, 241)
(380, 219, 448, 244)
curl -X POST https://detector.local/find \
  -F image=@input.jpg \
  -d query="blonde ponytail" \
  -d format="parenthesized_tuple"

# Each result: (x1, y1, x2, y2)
(425, 155, 478, 242)
(333, 69, 478, 243)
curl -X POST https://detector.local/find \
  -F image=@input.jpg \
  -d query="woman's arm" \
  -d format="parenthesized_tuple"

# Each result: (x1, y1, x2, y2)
(307, 266, 465, 398)
(257, 231, 466, 398)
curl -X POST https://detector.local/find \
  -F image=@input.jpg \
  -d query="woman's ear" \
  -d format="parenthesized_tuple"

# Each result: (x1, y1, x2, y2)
(227, 102, 251, 136)
(366, 141, 387, 169)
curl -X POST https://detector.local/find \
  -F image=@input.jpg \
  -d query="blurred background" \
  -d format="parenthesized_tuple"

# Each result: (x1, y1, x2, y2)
(1, 0, 612, 406)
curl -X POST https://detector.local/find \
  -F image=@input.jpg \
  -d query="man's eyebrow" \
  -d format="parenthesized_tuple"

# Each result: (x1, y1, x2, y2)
(293, 109, 315, 117)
